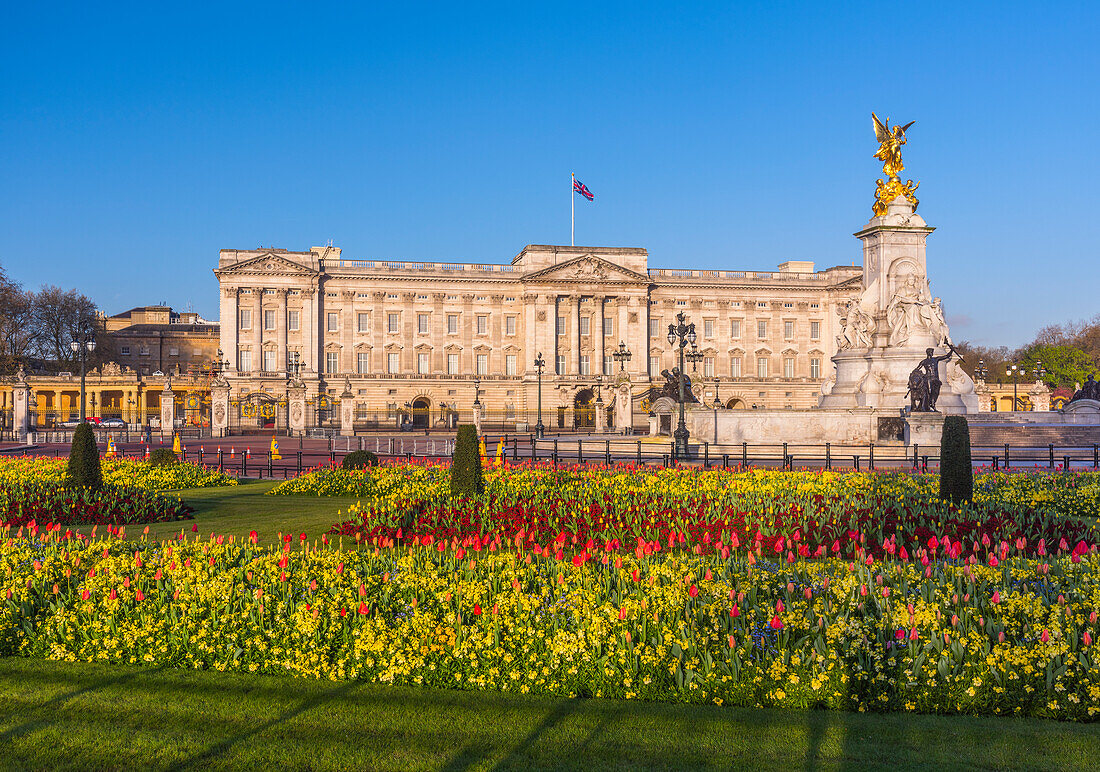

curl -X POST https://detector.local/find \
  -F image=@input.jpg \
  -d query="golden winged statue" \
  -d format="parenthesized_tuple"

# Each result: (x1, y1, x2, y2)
(871, 113, 920, 216)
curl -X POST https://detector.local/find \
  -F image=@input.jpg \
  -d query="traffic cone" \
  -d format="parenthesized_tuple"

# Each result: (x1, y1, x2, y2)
(246, 447, 251, 459)
(231, 447, 236, 459)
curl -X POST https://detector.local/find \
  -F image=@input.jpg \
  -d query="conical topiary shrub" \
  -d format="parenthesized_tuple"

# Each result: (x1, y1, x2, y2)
(67, 422, 102, 490)
(938, 415, 973, 505)
(450, 424, 484, 498)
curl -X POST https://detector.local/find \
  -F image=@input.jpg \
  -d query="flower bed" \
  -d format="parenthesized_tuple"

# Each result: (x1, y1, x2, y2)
(269, 465, 1100, 561)
(3, 528, 1098, 719)
(0, 457, 237, 492)
(0, 482, 190, 528)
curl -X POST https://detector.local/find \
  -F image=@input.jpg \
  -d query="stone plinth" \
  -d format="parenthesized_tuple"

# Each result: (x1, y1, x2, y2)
(340, 380, 355, 437)
(287, 384, 306, 436)
(687, 407, 888, 446)
(614, 380, 633, 433)
(1063, 399, 1100, 421)
(904, 412, 946, 448)
(820, 347, 978, 414)
(210, 382, 230, 438)
(160, 388, 175, 441)
(12, 381, 30, 442)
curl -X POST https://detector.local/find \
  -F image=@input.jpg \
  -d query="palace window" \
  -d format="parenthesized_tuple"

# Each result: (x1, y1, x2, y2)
(238, 349, 251, 372)
(649, 355, 660, 374)
(357, 353, 369, 374)
(358, 313, 369, 333)
(120, 346, 130, 356)
(447, 314, 459, 334)
(327, 312, 338, 332)
(417, 353, 430, 374)
(239, 309, 251, 330)
(505, 316, 517, 336)
(757, 357, 768, 378)
(168, 347, 179, 357)
(387, 353, 399, 374)
(140, 346, 149, 356)
(730, 320, 741, 339)
(784, 357, 795, 378)
(810, 321, 820, 340)
(505, 354, 517, 375)
(579, 355, 590, 375)
(579, 317, 590, 336)
(263, 310, 275, 330)
(649, 318, 660, 337)
(704, 319, 714, 339)
(757, 320, 768, 339)
(387, 313, 399, 333)
(476, 354, 488, 375)
(730, 357, 742, 378)
(604, 355, 613, 376)
(326, 352, 338, 374)
(603, 317, 613, 337)
(557, 315, 566, 335)
(263, 350, 277, 372)
(477, 315, 488, 335)
(288, 310, 300, 331)
(784, 321, 794, 339)
(447, 353, 459, 374)
(418, 313, 430, 335)
(703, 356, 714, 377)
(810, 357, 821, 379)
(556, 355, 566, 374)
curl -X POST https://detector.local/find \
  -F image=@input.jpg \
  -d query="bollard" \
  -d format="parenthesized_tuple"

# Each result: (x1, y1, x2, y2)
(1094, 444, 1099, 468)
(853, 455, 860, 472)
(992, 455, 999, 471)
(242, 452, 248, 478)
(1004, 443, 1010, 470)
(825, 442, 832, 471)
(513, 437, 519, 462)
(869, 443, 875, 471)
(912, 443, 918, 470)
(218, 448, 223, 471)
(663, 454, 669, 468)
(297, 450, 302, 475)
(1063, 455, 1071, 471)
(921, 455, 928, 473)
(578, 441, 584, 464)
(722, 454, 729, 469)
(636, 440, 642, 466)
(742, 442, 748, 468)
(199, 446, 204, 466)
(552, 451, 558, 467)
(704, 442, 710, 468)
(782, 443, 787, 468)
(1049, 444, 1055, 469)
(268, 452, 274, 478)
(330, 449, 336, 466)
(605, 440, 611, 466)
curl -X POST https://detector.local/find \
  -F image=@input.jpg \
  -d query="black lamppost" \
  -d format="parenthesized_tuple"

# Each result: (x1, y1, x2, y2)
(69, 331, 96, 421)
(976, 359, 988, 381)
(712, 378, 721, 442)
(594, 374, 604, 430)
(1007, 363, 1026, 411)
(666, 311, 701, 459)
(612, 341, 632, 372)
(533, 352, 546, 438)
(473, 378, 481, 408)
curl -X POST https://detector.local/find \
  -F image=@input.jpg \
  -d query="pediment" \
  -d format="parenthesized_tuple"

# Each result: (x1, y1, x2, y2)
(523, 254, 649, 285)
(216, 253, 318, 277)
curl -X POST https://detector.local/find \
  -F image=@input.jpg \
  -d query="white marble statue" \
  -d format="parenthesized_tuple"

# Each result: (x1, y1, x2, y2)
(836, 301, 875, 350)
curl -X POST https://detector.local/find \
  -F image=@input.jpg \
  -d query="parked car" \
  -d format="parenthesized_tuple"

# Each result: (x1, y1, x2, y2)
(99, 417, 127, 429)
(58, 417, 101, 428)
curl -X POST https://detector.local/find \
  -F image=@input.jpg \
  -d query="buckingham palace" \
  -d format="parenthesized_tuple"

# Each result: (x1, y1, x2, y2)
(213, 243, 861, 432)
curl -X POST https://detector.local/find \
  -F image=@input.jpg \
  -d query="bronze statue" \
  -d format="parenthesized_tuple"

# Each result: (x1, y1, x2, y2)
(907, 344, 957, 412)
(872, 113, 920, 216)
(659, 367, 698, 403)
(1069, 374, 1100, 403)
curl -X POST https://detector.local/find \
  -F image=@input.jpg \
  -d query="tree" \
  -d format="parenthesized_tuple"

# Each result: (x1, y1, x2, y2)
(1017, 343, 1096, 390)
(0, 264, 35, 374)
(67, 423, 102, 490)
(938, 416, 972, 506)
(450, 424, 484, 498)
(31, 285, 98, 367)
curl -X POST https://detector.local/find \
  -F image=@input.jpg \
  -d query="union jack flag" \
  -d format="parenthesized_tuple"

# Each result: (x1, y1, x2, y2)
(573, 178, 594, 201)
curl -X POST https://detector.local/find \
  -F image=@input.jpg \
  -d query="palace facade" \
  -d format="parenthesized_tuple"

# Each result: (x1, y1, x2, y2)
(213, 244, 862, 431)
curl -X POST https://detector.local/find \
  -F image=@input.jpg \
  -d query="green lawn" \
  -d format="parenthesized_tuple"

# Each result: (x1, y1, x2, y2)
(0, 658, 1095, 771)
(74, 481, 363, 545)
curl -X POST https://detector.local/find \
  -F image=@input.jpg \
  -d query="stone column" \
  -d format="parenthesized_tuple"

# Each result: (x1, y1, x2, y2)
(211, 381, 230, 438)
(221, 287, 239, 373)
(594, 397, 606, 434)
(287, 382, 306, 436)
(461, 294, 475, 373)
(372, 291, 386, 373)
(12, 378, 30, 441)
(432, 292, 446, 372)
(596, 296, 606, 376)
(614, 380, 633, 433)
(341, 290, 355, 374)
(491, 294, 505, 376)
(253, 288, 263, 371)
(553, 296, 562, 376)
(302, 289, 317, 374)
(570, 295, 581, 375)
(160, 384, 175, 441)
(340, 377, 355, 437)
(277, 289, 289, 373)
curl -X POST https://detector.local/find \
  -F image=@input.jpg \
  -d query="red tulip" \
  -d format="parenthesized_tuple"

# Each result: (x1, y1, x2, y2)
(688, 585, 699, 598)
(770, 615, 783, 630)
(730, 605, 739, 617)
(1041, 629, 1050, 643)
(473, 604, 482, 615)
(909, 628, 918, 641)
(358, 602, 369, 615)
(992, 590, 1001, 604)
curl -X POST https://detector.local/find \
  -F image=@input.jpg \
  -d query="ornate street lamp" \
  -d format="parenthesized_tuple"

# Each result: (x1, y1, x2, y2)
(473, 378, 481, 408)
(1007, 363, 1026, 412)
(69, 330, 96, 422)
(976, 358, 988, 382)
(533, 352, 546, 439)
(612, 341, 632, 372)
(666, 311, 701, 459)
(712, 377, 721, 443)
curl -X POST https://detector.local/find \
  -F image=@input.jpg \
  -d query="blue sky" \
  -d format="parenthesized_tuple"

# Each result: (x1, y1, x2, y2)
(2, 1, 1096, 347)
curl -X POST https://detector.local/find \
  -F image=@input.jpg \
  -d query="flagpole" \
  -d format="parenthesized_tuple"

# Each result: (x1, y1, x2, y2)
(570, 172, 575, 246)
